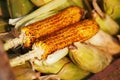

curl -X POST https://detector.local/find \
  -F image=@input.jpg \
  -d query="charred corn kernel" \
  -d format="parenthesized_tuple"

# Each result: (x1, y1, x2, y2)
(34, 19, 99, 59)
(4, 6, 84, 50)
(10, 19, 99, 67)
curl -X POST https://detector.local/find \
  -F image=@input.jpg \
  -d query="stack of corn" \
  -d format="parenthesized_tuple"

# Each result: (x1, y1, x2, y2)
(2, 0, 120, 80)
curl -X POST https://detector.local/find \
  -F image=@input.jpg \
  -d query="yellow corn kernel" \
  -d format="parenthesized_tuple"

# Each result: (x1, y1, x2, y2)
(34, 19, 99, 59)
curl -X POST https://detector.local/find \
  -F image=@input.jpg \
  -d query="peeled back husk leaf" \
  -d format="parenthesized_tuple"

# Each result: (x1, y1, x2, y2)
(7, 0, 35, 18)
(32, 57, 70, 74)
(92, 10, 120, 35)
(86, 30, 120, 55)
(31, 0, 53, 7)
(103, 0, 120, 24)
(32, 57, 90, 80)
(69, 42, 112, 73)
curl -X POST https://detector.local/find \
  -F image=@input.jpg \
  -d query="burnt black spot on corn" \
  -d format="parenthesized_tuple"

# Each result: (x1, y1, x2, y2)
(21, 6, 84, 47)
(34, 19, 99, 59)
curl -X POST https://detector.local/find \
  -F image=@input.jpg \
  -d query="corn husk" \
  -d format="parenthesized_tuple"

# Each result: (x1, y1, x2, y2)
(103, 0, 120, 24)
(33, 57, 70, 74)
(92, 10, 120, 35)
(0, 0, 9, 18)
(86, 30, 120, 55)
(0, 19, 9, 33)
(7, 0, 35, 18)
(33, 57, 90, 80)
(40, 75, 60, 80)
(57, 59, 90, 80)
(69, 42, 112, 73)
(31, 0, 53, 7)
(12, 62, 36, 80)
(10, 47, 68, 67)
(25, 10, 58, 26)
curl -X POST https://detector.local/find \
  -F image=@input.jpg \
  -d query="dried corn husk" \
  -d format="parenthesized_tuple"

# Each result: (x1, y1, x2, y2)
(32, 57, 90, 80)
(7, 0, 35, 18)
(86, 30, 120, 55)
(69, 42, 112, 73)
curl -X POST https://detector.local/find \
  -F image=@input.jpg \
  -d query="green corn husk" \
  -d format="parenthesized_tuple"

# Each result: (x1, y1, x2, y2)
(0, 19, 10, 33)
(33, 57, 70, 74)
(40, 75, 60, 80)
(103, 0, 120, 24)
(32, 57, 90, 80)
(69, 42, 112, 73)
(92, 10, 120, 35)
(7, 0, 35, 18)
(31, 0, 53, 7)
(12, 62, 36, 80)
(86, 30, 120, 55)
(25, 10, 58, 26)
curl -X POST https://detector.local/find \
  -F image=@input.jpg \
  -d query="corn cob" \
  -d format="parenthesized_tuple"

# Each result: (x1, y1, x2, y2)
(35, 19, 99, 59)
(4, 6, 84, 50)
(10, 19, 99, 67)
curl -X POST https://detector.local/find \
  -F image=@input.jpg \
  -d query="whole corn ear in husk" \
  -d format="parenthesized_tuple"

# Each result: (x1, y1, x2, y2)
(32, 57, 90, 80)
(103, 0, 120, 24)
(69, 42, 112, 73)
(86, 30, 120, 55)
(7, 0, 35, 18)
(92, 10, 120, 35)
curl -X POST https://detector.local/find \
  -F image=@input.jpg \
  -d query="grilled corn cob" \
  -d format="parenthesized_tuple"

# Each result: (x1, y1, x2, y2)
(4, 6, 84, 50)
(10, 19, 99, 67)
(35, 19, 99, 59)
